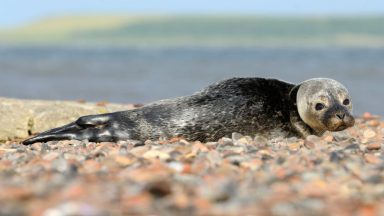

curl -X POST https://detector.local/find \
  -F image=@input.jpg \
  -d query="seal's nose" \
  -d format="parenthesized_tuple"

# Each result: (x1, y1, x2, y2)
(336, 113, 345, 120)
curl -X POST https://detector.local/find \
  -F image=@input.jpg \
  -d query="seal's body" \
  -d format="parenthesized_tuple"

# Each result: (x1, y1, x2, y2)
(23, 77, 355, 145)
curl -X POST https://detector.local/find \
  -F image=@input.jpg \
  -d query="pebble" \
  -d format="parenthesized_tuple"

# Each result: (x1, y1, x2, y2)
(363, 112, 374, 120)
(330, 151, 344, 163)
(129, 146, 150, 156)
(367, 120, 380, 127)
(304, 140, 316, 149)
(42, 152, 60, 161)
(167, 161, 184, 172)
(366, 142, 381, 150)
(365, 154, 381, 164)
(142, 150, 170, 160)
(363, 129, 376, 139)
(231, 132, 244, 141)
(225, 146, 245, 154)
(306, 135, 321, 143)
(322, 133, 334, 142)
(0, 148, 17, 153)
(218, 137, 234, 146)
(271, 202, 296, 216)
(254, 135, 268, 147)
(132, 140, 145, 147)
(192, 141, 209, 153)
(205, 142, 218, 149)
(206, 150, 222, 167)
(344, 143, 361, 154)
(305, 135, 327, 150)
(288, 142, 302, 151)
(42, 202, 101, 216)
(235, 136, 252, 145)
(114, 155, 134, 166)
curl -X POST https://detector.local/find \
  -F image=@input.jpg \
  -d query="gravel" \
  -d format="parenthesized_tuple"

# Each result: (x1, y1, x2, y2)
(0, 113, 383, 215)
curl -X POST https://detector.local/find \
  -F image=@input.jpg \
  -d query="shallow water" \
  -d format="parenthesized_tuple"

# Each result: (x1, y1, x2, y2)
(0, 46, 383, 115)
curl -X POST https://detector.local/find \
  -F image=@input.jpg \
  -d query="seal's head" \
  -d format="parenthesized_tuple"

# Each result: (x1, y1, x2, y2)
(290, 78, 355, 135)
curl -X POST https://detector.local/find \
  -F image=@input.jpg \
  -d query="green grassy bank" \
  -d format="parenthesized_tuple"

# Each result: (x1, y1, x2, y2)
(1, 15, 383, 47)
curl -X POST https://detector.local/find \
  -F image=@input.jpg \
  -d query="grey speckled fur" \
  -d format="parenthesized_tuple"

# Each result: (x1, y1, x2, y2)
(22, 77, 354, 144)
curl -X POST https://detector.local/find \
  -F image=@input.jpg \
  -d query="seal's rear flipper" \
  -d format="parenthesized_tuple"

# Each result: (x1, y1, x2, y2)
(22, 114, 112, 145)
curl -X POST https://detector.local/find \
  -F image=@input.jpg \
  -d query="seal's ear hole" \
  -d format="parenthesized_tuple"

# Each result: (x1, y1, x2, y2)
(289, 84, 301, 104)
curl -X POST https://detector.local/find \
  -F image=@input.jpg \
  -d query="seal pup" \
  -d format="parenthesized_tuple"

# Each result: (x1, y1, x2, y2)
(22, 77, 354, 145)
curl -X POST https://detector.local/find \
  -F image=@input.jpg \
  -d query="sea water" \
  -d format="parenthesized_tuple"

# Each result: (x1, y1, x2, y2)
(0, 46, 383, 115)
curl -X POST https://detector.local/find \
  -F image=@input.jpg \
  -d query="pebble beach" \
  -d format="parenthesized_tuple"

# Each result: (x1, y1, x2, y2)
(0, 112, 383, 215)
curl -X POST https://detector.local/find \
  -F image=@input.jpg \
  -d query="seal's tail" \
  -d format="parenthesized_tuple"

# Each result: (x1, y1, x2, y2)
(22, 114, 112, 145)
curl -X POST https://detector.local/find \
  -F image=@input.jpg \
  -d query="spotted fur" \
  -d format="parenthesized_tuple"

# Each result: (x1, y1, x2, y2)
(22, 77, 354, 145)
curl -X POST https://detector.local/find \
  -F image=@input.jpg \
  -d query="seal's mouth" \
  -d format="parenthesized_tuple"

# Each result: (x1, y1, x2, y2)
(327, 123, 349, 132)
(333, 124, 347, 131)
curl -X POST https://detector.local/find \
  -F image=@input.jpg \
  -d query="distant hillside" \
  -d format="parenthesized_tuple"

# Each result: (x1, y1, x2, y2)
(1, 15, 384, 47)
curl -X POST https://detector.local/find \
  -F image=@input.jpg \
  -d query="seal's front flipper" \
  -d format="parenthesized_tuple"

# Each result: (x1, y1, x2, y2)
(22, 114, 112, 145)
(75, 115, 110, 127)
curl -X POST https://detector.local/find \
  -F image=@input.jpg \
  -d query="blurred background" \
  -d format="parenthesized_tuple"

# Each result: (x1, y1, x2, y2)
(0, 0, 383, 115)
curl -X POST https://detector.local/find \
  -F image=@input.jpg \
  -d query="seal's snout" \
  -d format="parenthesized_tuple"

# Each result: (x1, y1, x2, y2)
(323, 108, 355, 132)
(333, 112, 355, 131)
(335, 111, 354, 124)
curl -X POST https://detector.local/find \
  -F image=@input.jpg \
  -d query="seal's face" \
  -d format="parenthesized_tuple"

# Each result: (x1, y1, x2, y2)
(295, 78, 355, 134)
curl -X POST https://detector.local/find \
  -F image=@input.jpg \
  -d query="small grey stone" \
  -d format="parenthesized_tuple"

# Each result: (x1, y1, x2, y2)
(344, 143, 361, 153)
(231, 132, 244, 141)
(299, 199, 326, 213)
(218, 137, 234, 147)
(365, 175, 382, 184)
(132, 140, 145, 147)
(47, 141, 59, 146)
(333, 131, 352, 141)
(271, 202, 296, 216)
(119, 144, 128, 155)
(205, 142, 218, 148)
(254, 135, 268, 147)
(246, 145, 259, 153)
(169, 150, 183, 159)
(330, 151, 344, 163)
(41, 143, 51, 153)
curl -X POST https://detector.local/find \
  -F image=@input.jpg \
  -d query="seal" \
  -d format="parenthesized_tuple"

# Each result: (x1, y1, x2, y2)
(22, 77, 355, 145)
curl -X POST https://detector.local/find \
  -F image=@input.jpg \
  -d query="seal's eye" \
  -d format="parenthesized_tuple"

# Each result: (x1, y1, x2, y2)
(343, 99, 350, 106)
(315, 103, 325, 111)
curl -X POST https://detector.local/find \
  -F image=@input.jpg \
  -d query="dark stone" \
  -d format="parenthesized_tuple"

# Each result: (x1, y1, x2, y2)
(132, 140, 145, 147)
(330, 151, 344, 163)
(365, 175, 382, 184)
(146, 180, 172, 198)
(344, 143, 360, 150)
